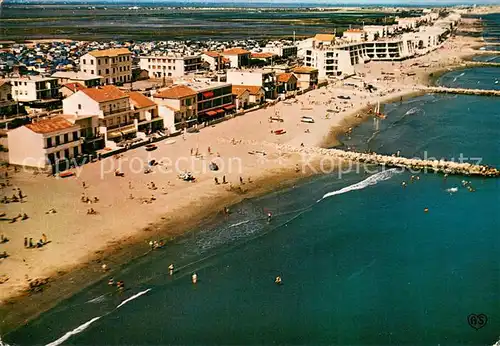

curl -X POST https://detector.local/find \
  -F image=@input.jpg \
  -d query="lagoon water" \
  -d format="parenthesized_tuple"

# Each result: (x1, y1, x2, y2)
(4, 67, 500, 346)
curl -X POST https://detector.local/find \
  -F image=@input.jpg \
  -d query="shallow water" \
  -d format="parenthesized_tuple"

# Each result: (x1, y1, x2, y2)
(4, 63, 500, 346)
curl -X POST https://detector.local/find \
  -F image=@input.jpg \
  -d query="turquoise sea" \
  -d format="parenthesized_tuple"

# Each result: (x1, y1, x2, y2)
(3, 19, 500, 346)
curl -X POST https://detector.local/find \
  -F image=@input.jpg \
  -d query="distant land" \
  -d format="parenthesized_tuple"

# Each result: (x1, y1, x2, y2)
(3, 0, 500, 6)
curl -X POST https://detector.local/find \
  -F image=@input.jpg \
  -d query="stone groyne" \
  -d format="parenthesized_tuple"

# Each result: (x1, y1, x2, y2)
(422, 86, 500, 97)
(278, 145, 500, 177)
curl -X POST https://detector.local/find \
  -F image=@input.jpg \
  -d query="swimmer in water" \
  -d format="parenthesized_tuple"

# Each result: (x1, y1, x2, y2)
(275, 276, 282, 285)
(267, 212, 272, 222)
(168, 263, 174, 275)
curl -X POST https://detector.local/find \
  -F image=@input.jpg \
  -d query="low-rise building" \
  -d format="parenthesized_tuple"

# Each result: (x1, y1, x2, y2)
(262, 43, 298, 58)
(153, 85, 198, 131)
(342, 29, 367, 43)
(10, 76, 59, 102)
(127, 91, 163, 133)
(8, 116, 82, 169)
(51, 71, 103, 88)
(60, 83, 86, 98)
(79, 48, 132, 85)
(139, 53, 203, 78)
(201, 51, 224, 71)
(232, 85, 265, 106)
(226, 69, 277, 99)
(221, 48, 251, 69)
(0, 80, 12, 102)
(292, 67, 319, 90)
(277, 73, 298, 94)
(231, 86, 250, 109)
(251, 52, 278, 64)
(189, 82, 235, 123)
(63, 85, 133, 142)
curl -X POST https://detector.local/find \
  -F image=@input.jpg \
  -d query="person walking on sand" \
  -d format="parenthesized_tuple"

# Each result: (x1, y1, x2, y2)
(222, 175, 226, 184)
(208, 146, 211, 155)
(214, 177, 219, 185)
(240, 176, 244, 185)
(24, 237, 28, 248)
(42, 233, 47, 244)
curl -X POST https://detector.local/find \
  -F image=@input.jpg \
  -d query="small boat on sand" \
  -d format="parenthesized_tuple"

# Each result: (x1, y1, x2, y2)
(273, 129, 286, 135)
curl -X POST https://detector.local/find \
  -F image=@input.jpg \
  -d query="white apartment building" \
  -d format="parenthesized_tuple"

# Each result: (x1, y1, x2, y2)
(51, 71, 103, 88)
(139, 53, 203, 78)
(226, 69, 277, 100)
(63, 85, 133, 142)
(79, 48, 132, 85)
(261, 42, 298, 58)
(8, 116, 82, 168)
(342, 29, 367, 43)
(10, 76, 59, 102)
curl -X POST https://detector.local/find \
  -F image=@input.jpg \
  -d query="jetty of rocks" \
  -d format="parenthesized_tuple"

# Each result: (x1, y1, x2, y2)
(423, 86, 500, 97)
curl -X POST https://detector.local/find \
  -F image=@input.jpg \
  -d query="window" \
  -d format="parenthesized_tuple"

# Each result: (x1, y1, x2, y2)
(64, 133, 69, 143)
(47, 137, 52, 148)
(84, 69, 87, 73)
(83, 59, 86, 64)
(78, 104, 82, 110)
(64, 149, 70, 159)
(91, 60, 94, 65)
(73, 131, 78, 140)
(98, 70, 102, 75)
(91, 70, 94, 74)
(55, 136, 60, 146)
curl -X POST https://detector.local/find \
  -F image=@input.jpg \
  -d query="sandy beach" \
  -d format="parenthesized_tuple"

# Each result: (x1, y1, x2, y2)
(0, 20, 492, 333)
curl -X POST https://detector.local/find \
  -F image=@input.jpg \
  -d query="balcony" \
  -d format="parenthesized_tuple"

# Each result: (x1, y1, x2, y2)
(106, 122, 135, 131)
(103, 108, 130, 116)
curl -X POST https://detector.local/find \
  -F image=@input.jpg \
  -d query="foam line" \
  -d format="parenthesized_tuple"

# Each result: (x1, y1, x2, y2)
(116, 288, 151, 309)
(45, 316, 101, 346)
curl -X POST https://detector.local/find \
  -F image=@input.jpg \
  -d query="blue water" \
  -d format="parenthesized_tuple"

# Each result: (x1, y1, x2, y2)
(3, 62, 500, 346)
(437, 67, 500, 90)
(473, 54, 500, 63)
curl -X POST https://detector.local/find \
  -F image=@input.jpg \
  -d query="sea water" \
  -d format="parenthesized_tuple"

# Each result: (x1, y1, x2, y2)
(4, 68, 500, 346)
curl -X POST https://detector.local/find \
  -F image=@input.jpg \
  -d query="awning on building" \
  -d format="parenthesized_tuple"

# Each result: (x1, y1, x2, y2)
(203, 91, 214, 98)
(224, 104, 236, 110)
(206, 110, 217, 116)
(216, 109, 225, 114)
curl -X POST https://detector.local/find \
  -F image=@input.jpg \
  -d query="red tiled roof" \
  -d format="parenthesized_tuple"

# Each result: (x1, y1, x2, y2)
(233, 85, 264, 96)
(26, 116, 75, 134)
(127, 91, 156, 109)
(293, 66, 319, 74)
(251, 52, 277, 59)
(87, 48, 131, 57)
(154, 85, 196, 99)
(232, 86, 250, 97)
(222, 48, 250, 56)
(81, 85, 127, 103)
(203, 51, 221, 58)
(277, 73, 296, 83)
(314, 34, 335, 41)
(62, 82, 85, 93)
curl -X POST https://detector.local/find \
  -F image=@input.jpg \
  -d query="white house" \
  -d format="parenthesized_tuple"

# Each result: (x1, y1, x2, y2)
(226, 69, 277, 99)
(10, 76, 59, 102)
(221, 48, 251, 69)
(51, 71, 103, 88)
(63, 85, 133, 142)
(8, 116, 81, 168)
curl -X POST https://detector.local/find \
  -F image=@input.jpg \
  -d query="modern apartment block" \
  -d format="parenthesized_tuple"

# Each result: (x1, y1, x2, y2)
(139, 53, 203, 78)
(79, 48, 132, 85)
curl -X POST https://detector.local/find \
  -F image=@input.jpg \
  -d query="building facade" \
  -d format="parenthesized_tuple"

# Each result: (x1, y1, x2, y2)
(139, 54, 203, 78)
(79, 48, 132, 85)
(8, 116, 81, 169)
(10, 76, 59, 102)
(226, 69, 277, 100)
(51, 71, 103, 88)
(221, 48, 251, 69)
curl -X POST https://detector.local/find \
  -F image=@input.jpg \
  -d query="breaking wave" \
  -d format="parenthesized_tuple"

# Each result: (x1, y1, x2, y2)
(116, 288, 151, 309)
(405, 107, 422, 116)
(319, 168, 400, 201)
(45, 316, 101, 346)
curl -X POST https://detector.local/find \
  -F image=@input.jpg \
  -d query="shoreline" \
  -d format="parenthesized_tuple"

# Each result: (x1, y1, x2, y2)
(0, 19, 495, 338)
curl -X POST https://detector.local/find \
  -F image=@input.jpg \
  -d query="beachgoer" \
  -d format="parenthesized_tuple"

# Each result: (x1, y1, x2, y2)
(239, 176, 243, 184)
(24, 237, 28, 248)
(149, 240, 154, 249)
(275, 276, 282, 285)
(22, 213, 28, 220)
(102, 264, 108, 271)
(42, 233, 47, 244)
(108, 278, 114, 286)
(192, 273, 198, 284)
(168, 263, 174, 275)
(29, 238, 33, 248)
(222, 175, 226, 184)
(214, 177, 219, 185)
(208, 146, 211, 155)
(267, 212, 272, 223)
